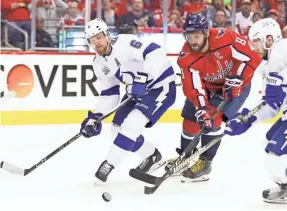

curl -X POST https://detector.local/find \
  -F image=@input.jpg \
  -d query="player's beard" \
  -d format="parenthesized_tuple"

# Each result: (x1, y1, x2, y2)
(96, 44, 108, 56)
(189, 37, 207, 53)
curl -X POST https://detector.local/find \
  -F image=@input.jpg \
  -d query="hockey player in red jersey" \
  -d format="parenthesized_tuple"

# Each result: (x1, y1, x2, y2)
(167, 13, 262, 182)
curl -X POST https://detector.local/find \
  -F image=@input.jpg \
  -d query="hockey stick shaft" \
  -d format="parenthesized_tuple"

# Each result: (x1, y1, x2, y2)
(0, 96, 133, 176)
(180, 101, 267, 169)
(129, 100, 225, 187)
(129, 101, 266, 193)
(143, 101, 266, 193)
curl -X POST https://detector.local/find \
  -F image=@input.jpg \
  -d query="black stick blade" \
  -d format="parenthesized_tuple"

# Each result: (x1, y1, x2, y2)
(129, 169, 158, 185)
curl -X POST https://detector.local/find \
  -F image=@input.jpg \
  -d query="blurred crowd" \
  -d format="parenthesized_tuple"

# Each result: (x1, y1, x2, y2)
(1, 0, 287, 50)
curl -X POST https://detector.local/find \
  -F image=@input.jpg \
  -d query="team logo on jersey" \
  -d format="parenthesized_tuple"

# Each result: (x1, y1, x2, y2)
(203, 60, 233, 81)
(216, 29, 226, 38)
(214, 52, 223, 60)
(102, 66, 110, 75)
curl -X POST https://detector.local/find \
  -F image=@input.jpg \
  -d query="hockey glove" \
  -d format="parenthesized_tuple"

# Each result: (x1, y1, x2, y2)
(224, 108, 257, 136)
(265, 72, 286, 110)
(223, 75, 244, 101)
(126, 73, 148, 99)
(195, 105, 222, 134)
(80, 111, 103, 138)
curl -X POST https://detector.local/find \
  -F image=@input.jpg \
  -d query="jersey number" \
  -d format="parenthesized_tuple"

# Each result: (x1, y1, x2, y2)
(235, 37, 246, 46)
(130, 40, 142, 49)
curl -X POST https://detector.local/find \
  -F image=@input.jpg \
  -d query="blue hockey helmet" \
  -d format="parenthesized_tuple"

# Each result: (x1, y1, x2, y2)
(183, 13, 208, 33)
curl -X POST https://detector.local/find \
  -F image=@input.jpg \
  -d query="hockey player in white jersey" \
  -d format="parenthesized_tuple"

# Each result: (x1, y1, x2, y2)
(224, 18, 287, 204)
(80, 18, 176, 182)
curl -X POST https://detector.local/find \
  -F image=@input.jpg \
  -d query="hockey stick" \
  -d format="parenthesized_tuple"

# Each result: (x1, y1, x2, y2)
(175, 73, 182, 87)
(129, 100, 226, 189)
(0, 96, 133, 176)
(130, 101, 266, 194)
(0, 91, 16, 104)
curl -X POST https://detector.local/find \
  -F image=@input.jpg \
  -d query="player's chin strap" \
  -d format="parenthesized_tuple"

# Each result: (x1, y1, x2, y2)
(129, 101, 267, 194)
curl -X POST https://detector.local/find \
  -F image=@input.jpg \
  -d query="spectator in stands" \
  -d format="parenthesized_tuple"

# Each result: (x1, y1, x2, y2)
(116, 0, 154, 17)
(266, 9, 279, 22)
(63, 0, 84, 25)
(179, 0, 209, 17)
(119, 0, 155, 27)
(213, 8, 228, 28)
(153, 0, 184, 28)
(76, 0, 97, 14)
(206, 0, 231, 27)
(36, 16, 54, 47)
(225, 19, 232, 29)
(235, 0, 253, 38)
(116, 0, 133, 17)
(275, 0, 286, 27)
(252, 12, 263, 23)
(1, 0, 31, 49)
(91, 0, 119, 26)
(0, 12, 4, 47)
(36, 0, 68, 43)
(282, 25, 287, 38)
(250, 0, 263, 13)
(168, 10, 184, 28)
(263, 0, 286, 27)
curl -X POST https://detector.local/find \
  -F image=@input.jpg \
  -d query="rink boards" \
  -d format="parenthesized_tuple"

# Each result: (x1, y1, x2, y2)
(0, 52, 280, 125)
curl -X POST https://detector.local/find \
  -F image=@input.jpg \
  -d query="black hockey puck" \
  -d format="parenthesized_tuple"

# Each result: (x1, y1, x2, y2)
(102, 192, 112, 202)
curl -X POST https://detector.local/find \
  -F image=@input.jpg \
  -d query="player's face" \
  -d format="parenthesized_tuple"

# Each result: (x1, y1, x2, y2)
(251, 39, 266, 57)
(186, 31, 206, 53)
(89, 32, 109, 55)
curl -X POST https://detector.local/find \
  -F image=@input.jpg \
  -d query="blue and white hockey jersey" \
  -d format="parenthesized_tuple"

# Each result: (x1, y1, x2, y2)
(254, 39, 287, 121)
(92, 34, 175, 114)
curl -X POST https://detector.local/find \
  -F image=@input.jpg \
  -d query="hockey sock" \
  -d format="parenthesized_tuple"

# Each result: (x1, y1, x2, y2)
(181, 130, 199, 156)
(200, 134, 222, 160)
(131, 135, 156, 159)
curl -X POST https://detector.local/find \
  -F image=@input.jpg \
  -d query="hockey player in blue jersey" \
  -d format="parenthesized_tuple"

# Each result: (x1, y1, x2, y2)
(224, 18, 287, 204)
(79, 18, 176, 182)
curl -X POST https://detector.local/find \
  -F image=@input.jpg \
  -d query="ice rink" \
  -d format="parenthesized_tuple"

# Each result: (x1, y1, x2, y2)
(0, 123, 286, 211)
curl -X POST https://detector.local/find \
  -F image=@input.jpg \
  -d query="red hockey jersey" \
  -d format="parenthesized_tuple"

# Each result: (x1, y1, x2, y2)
(177, 28, 262, 109)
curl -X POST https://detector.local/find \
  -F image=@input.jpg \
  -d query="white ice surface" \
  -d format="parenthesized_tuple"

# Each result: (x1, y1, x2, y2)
(0, 123, 286, 211)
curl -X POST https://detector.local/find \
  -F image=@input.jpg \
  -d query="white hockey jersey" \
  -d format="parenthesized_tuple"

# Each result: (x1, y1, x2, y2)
(235, 12, 253, 38)
(92, 34, 175, 114)
(254, 39, 287, 121)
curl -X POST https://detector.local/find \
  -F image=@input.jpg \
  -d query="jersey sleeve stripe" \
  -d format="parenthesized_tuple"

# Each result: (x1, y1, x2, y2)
(114, 68, 123, 83)
(190, 68, 206, 107)
(100, 85, 120, 96)
(230, 46, 251, 61)
(190, 68, 206, 96)
(236, 62, 247, 76)
(147, 66, 174, 89)
(143, 42, 161, 59)
(198, 95, 206, 107)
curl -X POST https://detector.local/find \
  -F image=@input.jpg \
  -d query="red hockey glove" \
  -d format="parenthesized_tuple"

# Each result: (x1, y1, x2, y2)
(195, 105, 222, 134)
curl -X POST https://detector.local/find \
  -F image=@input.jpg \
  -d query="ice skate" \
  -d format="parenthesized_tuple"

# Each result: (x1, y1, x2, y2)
(136, 148, 165, 173)
(181, 159, 212, 183)
(95, 160, 114, 182)
(164, 148, 197, 176)
(263, 184, 287, 204)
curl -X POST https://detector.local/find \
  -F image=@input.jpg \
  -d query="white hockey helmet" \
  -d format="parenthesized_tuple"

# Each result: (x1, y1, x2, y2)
(85, 18, 110, 42)
(248, 18, 282, 49)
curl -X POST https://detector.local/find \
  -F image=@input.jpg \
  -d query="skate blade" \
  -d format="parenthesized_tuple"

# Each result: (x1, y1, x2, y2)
(263, 198, 287, 204)
(180, 174, 210, 183)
